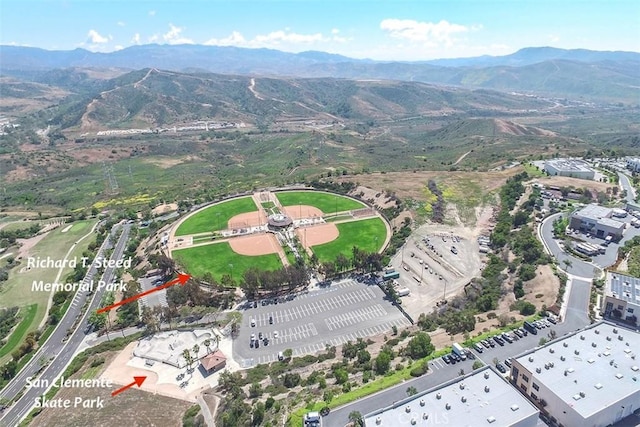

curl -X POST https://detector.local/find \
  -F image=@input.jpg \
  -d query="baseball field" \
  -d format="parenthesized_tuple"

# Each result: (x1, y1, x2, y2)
(275, 191, 364, 213)
(310, 217, 387, 263)
(174, 196, 258, 236)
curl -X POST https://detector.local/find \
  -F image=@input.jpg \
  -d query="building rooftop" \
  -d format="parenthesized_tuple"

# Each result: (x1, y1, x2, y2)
(545, 159, 594, 172)
(364, 367, 538, 427)
(607, 272, 640, 306)
(513, 322, 640, 419)
(575, 204, 613, 221)
(599, 217, 626, 229)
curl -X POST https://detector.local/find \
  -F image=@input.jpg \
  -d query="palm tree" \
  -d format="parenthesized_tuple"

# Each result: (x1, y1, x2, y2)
(192, 344, 200, 360)
(562, 258, 572, 272)
(348, 411, 363, 427)
(203, 339, 211, 354)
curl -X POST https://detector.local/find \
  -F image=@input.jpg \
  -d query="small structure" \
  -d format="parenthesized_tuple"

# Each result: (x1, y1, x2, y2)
(544, 159, 595, 180)
(626, 157, 640, 172)
(267, 213, 293, 230)
(200, 349, 227, 374)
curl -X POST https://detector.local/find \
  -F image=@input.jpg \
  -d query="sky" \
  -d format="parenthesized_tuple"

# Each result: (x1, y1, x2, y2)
(1, 0, 639, 61)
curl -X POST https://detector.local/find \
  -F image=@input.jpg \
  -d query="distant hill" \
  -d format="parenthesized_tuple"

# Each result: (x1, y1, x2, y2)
(43, 69, 555, 132)
(1, 45, 639, 103)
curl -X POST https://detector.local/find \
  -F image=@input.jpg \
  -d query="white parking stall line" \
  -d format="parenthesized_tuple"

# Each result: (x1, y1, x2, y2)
(309, 323, 318, 336)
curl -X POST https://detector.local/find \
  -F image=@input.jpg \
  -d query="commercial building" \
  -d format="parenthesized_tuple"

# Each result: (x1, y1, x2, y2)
(511, 322, 640, 427)
(569, 204, 625, 239)
(625, 158, 640, 173)
(544, 159, 595, 180)
(364, 367, 539, 427)
(602, 272, 640, 328)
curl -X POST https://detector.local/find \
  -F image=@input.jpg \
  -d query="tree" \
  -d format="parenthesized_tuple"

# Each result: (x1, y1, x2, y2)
(348, 411, 363, 427)
(375, 351, 391, 374)
(406, 386, 418, 396)
(406, 332, 435, 360)
(192, 344, 200, 360)
(472, 360, 484, 370)
(283, 348, 293, 360)
(183, 349, 193, 372)
(203, 338, 211, 354)
(252, 402, 265, 426)
(562, 258, 572, 272)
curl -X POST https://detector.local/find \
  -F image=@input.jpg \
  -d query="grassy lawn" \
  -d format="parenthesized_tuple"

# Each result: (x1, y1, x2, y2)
(0, 219, 97, 365)
(521, 162, 546, 177)
(172, 242, 283, 282)
(175, 196, 258, 236)
(275, 191, 364, 214)
(0, 304, 36, 359)
(311, 218, 387, 263)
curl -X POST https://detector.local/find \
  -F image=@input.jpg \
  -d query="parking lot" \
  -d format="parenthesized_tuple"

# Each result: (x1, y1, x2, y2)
(233, 279, 411, 367)
(138, 274, 169, 308)
(389, 228, 483, 319)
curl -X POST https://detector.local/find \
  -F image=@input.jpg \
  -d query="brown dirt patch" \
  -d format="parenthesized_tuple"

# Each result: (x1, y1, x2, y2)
(142, 156, 199, 169)
(227, 211, 267, 229)
(297, 223, 339, 247)
(152, 203, 178, 216)
(228, 233, 280, 256)
(523, 264, 559, 309)
(494, 119, 556, 137)
(282, 205, 323, 220)
(537, 175, 614, 194)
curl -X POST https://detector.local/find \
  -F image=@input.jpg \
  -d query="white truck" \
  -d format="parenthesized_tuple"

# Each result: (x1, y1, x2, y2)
(397, 288, 411, 297)
(452, 342, 467, 360)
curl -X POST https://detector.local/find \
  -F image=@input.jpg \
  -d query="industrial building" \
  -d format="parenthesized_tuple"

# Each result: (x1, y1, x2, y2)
(544, 159, 595, 180)
(364, 367, 539, 427)
(625, 158, 640, 173)
(511, 322, 640, 427)
(602, 272, 640, 328)
(568, 204, 625, 239)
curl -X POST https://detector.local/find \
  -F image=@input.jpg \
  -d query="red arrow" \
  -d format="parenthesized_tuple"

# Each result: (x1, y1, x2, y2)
(111, 376, 147, 397)
(97, 273, 191, 314)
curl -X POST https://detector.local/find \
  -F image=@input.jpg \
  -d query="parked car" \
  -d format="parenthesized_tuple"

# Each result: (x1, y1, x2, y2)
(496, 363, 507, 374)
(474, 343, 484, 353)
(250, 333, 256, 341)
(274, 331, 279, 339)
(464, 349, 475, 360)
(547, 316, 557, 324)
(502, 333, 514, 343)
(442, 354, 451, 364)
(269, 316, 273, 324)
(487, 339, 495, 348)
(504, 358, 512, 367)
(513, 329, 524, 338)
(258, 332, 263, 340)
(519, 327, 528, 336)
(251, 319, 256, 327)
(493, 336, 505, 346)
(481, 340, 491, 348)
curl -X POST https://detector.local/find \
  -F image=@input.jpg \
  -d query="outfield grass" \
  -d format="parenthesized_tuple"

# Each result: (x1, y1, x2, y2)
(175, 196, 258, 236)
(311, 218, 387, 263)
(0, 304, 36, 359)
(172, 242, 283, 282)
(0, 219, 97, 365)
(275, 191, 364, 214)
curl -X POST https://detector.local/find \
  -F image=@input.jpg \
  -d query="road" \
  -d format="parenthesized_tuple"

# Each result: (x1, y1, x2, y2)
(618, 172, 636, 203)
(0, 224, 131, 427)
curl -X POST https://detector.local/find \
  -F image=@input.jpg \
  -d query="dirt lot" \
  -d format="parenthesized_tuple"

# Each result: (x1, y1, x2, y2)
(151, 203, 178, 216)
(30, 351, 192, 427)
(534, 175, 615, 194)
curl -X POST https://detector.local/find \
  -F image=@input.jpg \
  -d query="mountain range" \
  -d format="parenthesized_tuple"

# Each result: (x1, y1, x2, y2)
(2, 45, 639, 103)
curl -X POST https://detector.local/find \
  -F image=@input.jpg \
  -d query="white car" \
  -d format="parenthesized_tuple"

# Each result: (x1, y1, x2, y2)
(273, 331, 279, 339)
(251, 319, 256, 327)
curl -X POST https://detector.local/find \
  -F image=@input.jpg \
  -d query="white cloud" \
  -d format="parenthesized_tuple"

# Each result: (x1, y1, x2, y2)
(87, 29, 109, 44)
(114, 45, 124, 51)
(148, 10, 156, 16)
(380, 19, 472, 47)
(204, 31, 246, 46)
(163, 23, 193, 45)
(548, 34, 560, 43)
(117, 21, 125, 27)
(131, 33, 141, 45)
(204, 29, 349, 49)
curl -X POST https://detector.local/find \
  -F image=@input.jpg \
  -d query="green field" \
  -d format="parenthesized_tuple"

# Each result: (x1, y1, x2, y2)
(0, 220, 97, 365)
(311, 218, 387, 263)
(0, 304, 36, 359)
(175, 197, 258, 236)
(275, 191, 364, 214)
(172, 242, 283, 282)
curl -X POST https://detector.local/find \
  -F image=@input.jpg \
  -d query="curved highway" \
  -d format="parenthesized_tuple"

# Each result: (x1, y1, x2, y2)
(0, 224, 131, 427)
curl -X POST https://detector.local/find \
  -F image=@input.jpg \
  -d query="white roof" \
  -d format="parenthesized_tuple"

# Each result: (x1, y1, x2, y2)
(513, 322, 640, 419)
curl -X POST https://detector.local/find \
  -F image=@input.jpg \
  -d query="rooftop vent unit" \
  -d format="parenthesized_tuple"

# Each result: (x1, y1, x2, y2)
(461, 396, 467, 403)
(550, 348, 555, 354)
(575, 350, 580, 355)
(588, 359, 595, 364)
(618, 335, 624, 341)
(422, 413, 428, 420)
(595, 329, 600, 334)
(445, 403, 451, 410)
(632, 366, 639, 372)
(610, 360, 615, 366)
(580, 335, 585, 340)
(376, 417, 382, 425)
(484, 386, 490, 393)
(544, 363, 550, 370)
(459, 383, 465, 390)
(487, 416, 496, 424)
(616, 373, 624, 379)
(529, 356, 534, 362)
(405, 406, 411, 413)
(563, 343, 569, 348)
(607, 336, 612, 341)
(573, 394, 582, 401)
(594, 383, 603, 389)
(604, 351, 611, 356)
(411, 418, 416, 425)
(624, 349, 632, 354)
(549, 362, 554, 368)
(561, 356, 566, 361)
(592, 342, 597, 348)
(436, 393, 441, 400)
(537, 367, 542, 373)
(484, 371, 490, 379)
(579, 391, 586, 398)
(420, 399, 425, 407)
(568, 368, 575, 373)
(613, 328, 619, 334)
